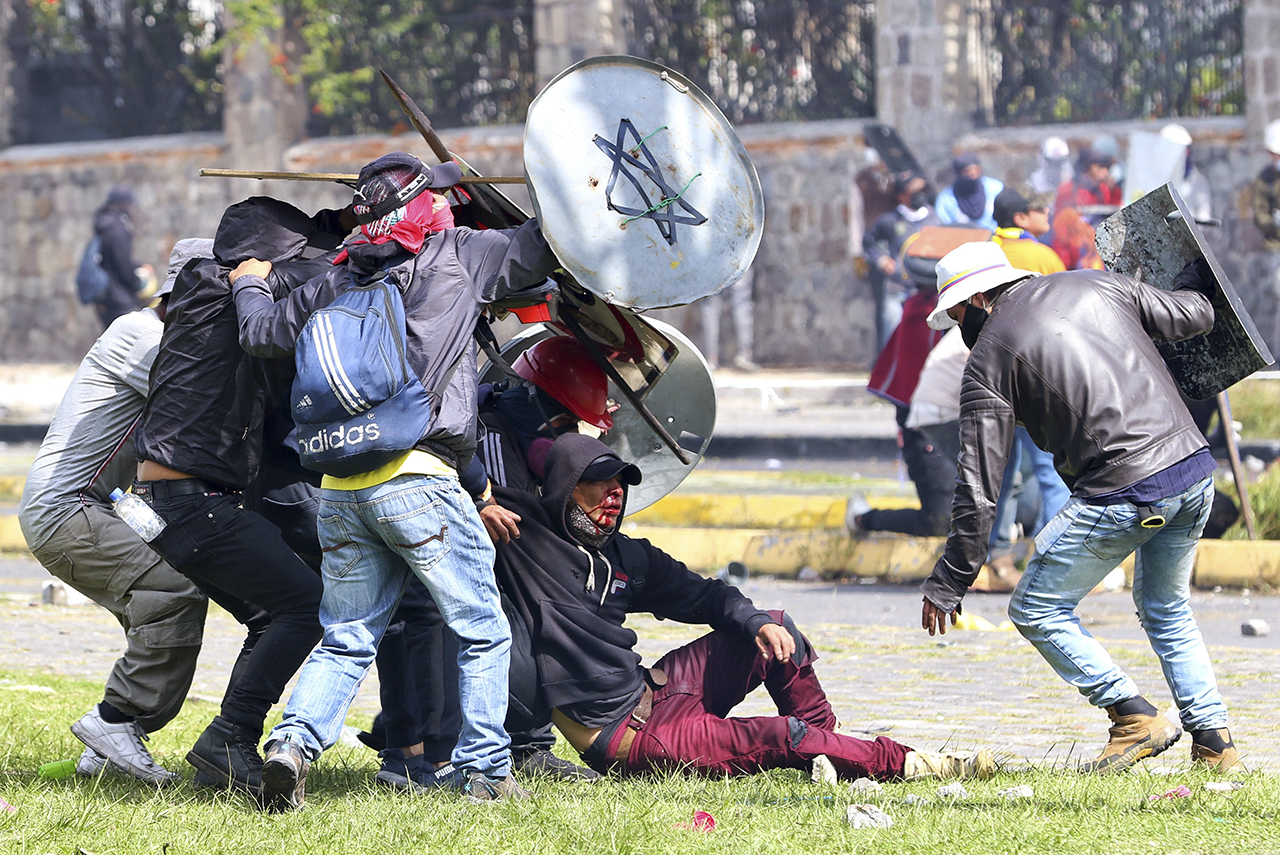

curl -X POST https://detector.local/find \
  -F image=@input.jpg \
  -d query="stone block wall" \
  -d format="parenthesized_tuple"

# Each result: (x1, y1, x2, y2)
(5, 115, 1280, 368)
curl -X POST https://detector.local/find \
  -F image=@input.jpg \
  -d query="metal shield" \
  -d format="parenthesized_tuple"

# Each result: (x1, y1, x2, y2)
(1095, 183, 1274, 399)
(523, 56, 764, 310)
(478, 318, 715, 513)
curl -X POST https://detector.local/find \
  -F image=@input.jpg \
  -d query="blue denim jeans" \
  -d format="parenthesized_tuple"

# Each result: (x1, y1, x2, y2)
(268, 473, 512, 777)
(990, 427, 1071, 552)
(1008, 476, 1228, 731)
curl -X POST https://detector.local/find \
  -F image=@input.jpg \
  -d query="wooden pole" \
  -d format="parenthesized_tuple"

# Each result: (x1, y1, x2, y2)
(199, 168, 524, 185)
(1217, 390, 1256, 540)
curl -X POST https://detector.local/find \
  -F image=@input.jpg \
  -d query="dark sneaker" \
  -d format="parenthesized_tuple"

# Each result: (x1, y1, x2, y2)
(70, 707, 180, 785)
(461, 772, 532, 803)
(1080, 707, 1181, 773)
(261, 737, 310, 812)
(903, 749, 996, 780)
(374, 749, 466, 792)
(185, 716, 264, 797)
(514, 749, 601, 782)
(1191, 728, 1242, 772)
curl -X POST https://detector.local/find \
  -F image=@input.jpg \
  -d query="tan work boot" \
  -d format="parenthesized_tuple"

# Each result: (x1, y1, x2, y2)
(903, 748, 996, 781)
(1080, 705, 1181, 773)
(970, 554, 1021, 593)
(1191, 729, 1241, 772)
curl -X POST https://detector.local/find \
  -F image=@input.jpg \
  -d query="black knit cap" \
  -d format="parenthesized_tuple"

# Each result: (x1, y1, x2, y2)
(352, 151, 464, 225)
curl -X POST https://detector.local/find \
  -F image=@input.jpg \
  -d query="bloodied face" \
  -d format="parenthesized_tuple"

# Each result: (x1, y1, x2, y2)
(572, 475, 625, 531)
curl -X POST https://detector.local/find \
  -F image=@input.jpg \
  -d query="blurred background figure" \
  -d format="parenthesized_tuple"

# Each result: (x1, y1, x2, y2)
(862, 172, 940, 353)
(1029, 137, 1072, 197)
(1162, 123, 1213, 222)
(1253, 120, 1280, 358)
(90, 187, 155, 330)
(935, 153, 1003, 231)
(699, 266, 758, 371)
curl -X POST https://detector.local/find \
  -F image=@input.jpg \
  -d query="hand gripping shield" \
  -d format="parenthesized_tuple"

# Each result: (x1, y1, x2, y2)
(524, 56, 764, 309)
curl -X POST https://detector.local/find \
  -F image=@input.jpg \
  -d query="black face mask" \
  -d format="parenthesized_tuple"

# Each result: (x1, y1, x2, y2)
(908, 191, 930, 210)
(960, 303, 988, 349)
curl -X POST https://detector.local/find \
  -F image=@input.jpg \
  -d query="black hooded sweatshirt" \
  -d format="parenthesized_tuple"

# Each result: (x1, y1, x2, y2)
(134, 198, 344, 489)
(492, 434, 772, 729)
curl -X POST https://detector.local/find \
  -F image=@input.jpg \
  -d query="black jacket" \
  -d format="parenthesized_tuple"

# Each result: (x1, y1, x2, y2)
(493, 433, 772, 729)
(93, 204, 144, 322)
(134, 198, 341, 489)
(921, 269, 1214, 612)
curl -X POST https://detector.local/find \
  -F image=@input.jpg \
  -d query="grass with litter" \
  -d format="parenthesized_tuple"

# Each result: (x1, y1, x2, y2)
(1, 667, 1277, 855)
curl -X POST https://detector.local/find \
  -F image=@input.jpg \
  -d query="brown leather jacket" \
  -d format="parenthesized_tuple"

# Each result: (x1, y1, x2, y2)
(920, 269, 1214, 613)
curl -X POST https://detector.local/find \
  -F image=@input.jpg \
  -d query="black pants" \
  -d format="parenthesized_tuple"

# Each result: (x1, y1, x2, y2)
(860, 421, 960, 537)
(144, 486, 322, 732)
(375, 579, 553, 762)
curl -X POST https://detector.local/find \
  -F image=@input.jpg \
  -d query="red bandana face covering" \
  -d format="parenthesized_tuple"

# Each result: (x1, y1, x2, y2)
(335, 191, 455, 264)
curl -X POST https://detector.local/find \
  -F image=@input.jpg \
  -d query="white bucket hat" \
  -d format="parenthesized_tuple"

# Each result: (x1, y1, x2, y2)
(926, 241, 1037, 330)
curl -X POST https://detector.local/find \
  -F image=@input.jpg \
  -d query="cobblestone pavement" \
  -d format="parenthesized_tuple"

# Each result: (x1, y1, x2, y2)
(2, 556, 1276, 772)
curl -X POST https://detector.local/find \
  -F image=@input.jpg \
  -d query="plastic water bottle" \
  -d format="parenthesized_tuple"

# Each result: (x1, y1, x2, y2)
(109, 488, 167, 542)
(37, 758, 78, 780)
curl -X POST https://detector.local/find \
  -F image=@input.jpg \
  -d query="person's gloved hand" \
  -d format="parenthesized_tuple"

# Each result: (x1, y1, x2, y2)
(1172, 258, 1214, 298)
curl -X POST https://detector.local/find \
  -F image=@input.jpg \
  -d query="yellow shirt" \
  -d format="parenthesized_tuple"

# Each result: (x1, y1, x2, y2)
(992, 228, 1067, 276)
(321, 449, 456, 492)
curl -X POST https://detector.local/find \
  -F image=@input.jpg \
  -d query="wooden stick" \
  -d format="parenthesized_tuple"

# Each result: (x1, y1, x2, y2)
(199, 168, 525, 185)
(1217, 390, 1256, 540)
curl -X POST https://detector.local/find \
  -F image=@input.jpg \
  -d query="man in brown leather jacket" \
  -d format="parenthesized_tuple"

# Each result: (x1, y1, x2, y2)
(917, 241, 1240, 774)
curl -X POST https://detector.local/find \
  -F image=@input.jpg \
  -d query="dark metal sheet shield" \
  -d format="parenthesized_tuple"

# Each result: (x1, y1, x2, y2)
(1095, 183, 1273, 399)
(479, 317, 714, 513)
(523, 56, 764, 309)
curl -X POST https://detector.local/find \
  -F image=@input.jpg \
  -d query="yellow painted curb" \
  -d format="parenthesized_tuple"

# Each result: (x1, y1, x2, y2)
(0, 515, 27, 552)
(0, 476, 23, 503)
(628, 493, 917, 529)
(622, 523, 942, 580)
(1193, 539, 1280, 588)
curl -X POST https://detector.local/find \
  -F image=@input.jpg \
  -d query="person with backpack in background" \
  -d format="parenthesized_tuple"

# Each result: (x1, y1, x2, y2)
(226, 152, 562, 810)
(86, 188, 155, 329)
(130, 197, 351, 798)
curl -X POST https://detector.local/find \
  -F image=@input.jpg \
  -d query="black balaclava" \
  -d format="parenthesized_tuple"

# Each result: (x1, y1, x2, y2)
(493, 383, 576, 454)
(952, 153, 986, 221)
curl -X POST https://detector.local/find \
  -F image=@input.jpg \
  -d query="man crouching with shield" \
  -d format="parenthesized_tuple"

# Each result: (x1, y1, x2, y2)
(495, 433, 995, 783)
(918, 242, 1240, 773)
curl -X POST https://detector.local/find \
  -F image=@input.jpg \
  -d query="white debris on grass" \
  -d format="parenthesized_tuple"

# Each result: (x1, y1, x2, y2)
(1204, 781, 1244, 793)
(998, 785, 1034, 800)
(848, 777, 883, 794)
(902, 793, 930, 806)
(810, 754, 838, 785)
(937, 782, 969, 799)
(845, 804, 894, 829)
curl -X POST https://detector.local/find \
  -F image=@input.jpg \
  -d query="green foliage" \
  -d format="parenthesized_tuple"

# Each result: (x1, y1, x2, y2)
(220, 0, 536, 136)
(1219, 462, 1280, 541)
(1226, 379, 1280, 441)
(15, 0, 223, 143)
(625, 0, 876, 124)
(989, 0, 1244, 125)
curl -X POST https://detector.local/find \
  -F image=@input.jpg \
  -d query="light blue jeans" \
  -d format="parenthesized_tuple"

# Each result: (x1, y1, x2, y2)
(990, 427, 1071, 551)
(268, 474, 512, 777)
(1007, 476, 1228, 731)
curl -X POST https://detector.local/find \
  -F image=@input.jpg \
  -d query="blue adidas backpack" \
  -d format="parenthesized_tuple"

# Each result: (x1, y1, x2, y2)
(290, 272, 446, 478)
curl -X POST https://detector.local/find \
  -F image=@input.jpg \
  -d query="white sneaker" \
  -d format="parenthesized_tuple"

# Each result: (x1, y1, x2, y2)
(845, 492, 873, 536)
(76, 746, 108, 777)
(70, 707, 180, 785)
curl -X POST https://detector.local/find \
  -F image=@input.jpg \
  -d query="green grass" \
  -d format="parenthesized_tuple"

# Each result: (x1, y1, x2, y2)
(2, 669, 1278, 854)
(1227, 378, 1280, 441)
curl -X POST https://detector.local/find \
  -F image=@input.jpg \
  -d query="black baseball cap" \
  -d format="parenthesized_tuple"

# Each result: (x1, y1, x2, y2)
(993, 188, 1030, 229)
(581, 454, 642, 486)
(352, 152, 463, 225)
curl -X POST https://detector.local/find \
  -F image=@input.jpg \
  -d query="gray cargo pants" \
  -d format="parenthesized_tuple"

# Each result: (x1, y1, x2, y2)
(30, 504, 206, 731)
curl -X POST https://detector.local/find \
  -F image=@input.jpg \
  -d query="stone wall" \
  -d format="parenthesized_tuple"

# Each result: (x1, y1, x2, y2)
(5, 115, 1280, 368)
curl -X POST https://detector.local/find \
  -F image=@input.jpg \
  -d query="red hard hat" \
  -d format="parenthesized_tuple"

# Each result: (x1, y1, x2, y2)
(512, 336, 613, 431)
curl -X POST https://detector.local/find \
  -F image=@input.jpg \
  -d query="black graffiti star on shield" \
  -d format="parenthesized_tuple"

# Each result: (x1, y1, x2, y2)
(593, 118, 708, 246)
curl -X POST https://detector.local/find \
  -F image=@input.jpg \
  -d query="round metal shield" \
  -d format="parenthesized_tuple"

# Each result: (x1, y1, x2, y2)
(478, 320, 715, 513)
(524, 56, 764, 310)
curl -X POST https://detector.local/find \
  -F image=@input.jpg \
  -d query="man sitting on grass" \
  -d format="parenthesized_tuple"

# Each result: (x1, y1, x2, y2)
(493, 433, 995, 783)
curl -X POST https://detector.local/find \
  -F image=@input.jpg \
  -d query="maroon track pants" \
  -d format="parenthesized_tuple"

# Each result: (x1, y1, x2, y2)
(620, 610, 911, 781)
